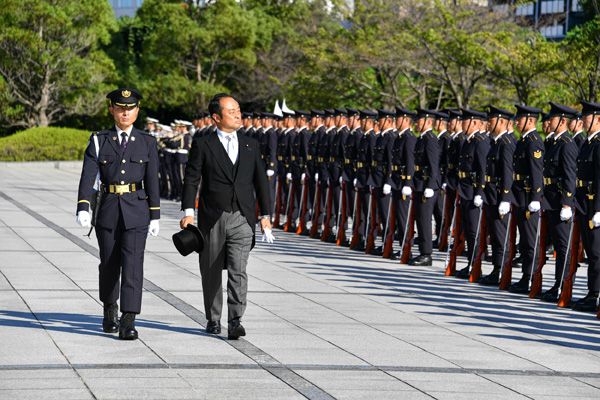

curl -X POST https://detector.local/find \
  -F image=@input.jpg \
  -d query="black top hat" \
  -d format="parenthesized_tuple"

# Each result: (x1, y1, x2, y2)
(172, 224, 205, 256)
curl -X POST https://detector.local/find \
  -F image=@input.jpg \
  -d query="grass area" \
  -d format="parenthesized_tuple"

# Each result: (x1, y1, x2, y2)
(0, 127, 91, 161)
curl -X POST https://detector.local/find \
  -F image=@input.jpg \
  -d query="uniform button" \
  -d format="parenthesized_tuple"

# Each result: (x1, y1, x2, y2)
(121, 181, 125, 184)
(121, 170, 125, 174)
(122, 160, 126, 164)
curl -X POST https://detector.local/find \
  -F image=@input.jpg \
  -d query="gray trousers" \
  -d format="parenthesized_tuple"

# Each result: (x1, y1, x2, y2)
(199, 210, 253, 323)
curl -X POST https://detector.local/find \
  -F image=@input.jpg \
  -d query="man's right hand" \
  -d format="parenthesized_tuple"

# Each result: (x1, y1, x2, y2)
(180, 216, 194, 229)
(76, 211, 91, 228)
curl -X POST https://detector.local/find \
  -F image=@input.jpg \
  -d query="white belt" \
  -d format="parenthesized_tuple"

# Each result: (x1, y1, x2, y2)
(165, 149, 176, 153)
(176, 149, 188, 154)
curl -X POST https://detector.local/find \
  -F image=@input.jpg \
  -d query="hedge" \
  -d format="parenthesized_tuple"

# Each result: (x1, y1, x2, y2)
(0, 127, 91, 161)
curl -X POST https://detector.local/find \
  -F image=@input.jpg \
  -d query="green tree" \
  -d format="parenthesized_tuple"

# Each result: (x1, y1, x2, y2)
(0, 0, 117, 129)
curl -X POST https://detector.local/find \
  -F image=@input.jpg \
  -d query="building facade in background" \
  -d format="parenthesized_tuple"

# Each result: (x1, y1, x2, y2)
(491, 0, 585, 40)
(109, 0, 143, 19)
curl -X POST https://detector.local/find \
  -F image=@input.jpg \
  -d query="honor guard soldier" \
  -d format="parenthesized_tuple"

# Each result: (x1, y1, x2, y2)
(76, 88, 160, 340)
(538, 102, 578, 301)
(351, 110, 377, 251)
(302, 110, 324, 235)
(479, 107, 516, 285)
(408, 109, 440, 266)
(311, 109, 334, 238)
(340, 108, 361, 244)
(542, 113, 555, 151)
(570, 114, 586, 152)
(146, 117, 158, 136)
(455, 109, 491, 278)
(370, 109, 396, 255)
(444, 110, 466, 250)
(387, 107, 416, 260)
(433, 111, 451, 247)
(509, 105, 545, 294)
(278, 109, 296, 226)
(258, 112, 279, 211)
(290, 110, 311, 230)
(572, 101, 600, 311)
(323, 108, 347, 242)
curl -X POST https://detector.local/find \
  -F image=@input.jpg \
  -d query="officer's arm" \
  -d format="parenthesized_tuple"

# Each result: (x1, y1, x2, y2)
(500, 139, 516, 203)
(427, 135, 439, 190)
(528, 141, 544, 202)
(145, 136, 160, 220)
(561, 140, 578, 208)
(76, 134, 100, 214)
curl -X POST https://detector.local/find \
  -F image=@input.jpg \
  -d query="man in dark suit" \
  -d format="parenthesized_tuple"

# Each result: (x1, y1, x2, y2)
(180, 93, 273, 339)
(76, 88, 160, 340)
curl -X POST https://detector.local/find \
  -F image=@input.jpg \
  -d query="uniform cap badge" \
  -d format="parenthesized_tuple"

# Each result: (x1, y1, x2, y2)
(504, 190, 509, 193)
(122, 90, 131, 98)
(534, 150, 542, 159)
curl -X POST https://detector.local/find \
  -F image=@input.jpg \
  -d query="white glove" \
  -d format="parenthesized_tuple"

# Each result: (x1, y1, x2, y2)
(148, 220, 160, 236)
(498, 201, 510, 216)
(301, 173, 306, 181)
(593, 212, 600, 228)
(442, 183, 447, 191)
(424, 188, 434, 198)
(528, 201, 541, 213)
(76, 211, 91, 228)
(560, 207, 573, 222)
(262, 227, 275, 243)
(339, 177, 343, 184)
(315, 173, 319, 181)
(353, 178, 358, 187)
(383, 183, 392, 195)
(402, 186, 412, 197)
(474, 195, 483, 208)
(286, 173, 292, 181)
(266, 169, 275, 177)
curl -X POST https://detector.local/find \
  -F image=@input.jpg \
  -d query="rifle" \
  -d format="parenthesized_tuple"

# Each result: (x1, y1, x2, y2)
(469, 207, 486, 283)
(445, 193, 464, 276)
(87, 133, 102, 238)
(378, 195, 393, 253)
(499, 212, 518, 290)
(438, 189, 447, 245)
(272, 177, 281, 225)
(309, 179, 322, 238)
(336, 182, 346, 245)
(529, 210, 548, 298)
(438, 190, 452, 250)
(382, 199, 396, 258)
(363, 189, 373, 252)
(555, 216, 575, 297)
(527, 212, 543, 291)
(296, 177, 308, 234)
(321, 182, 333, 241)
(398, 197, 414, 263)
(558, 215, 580, 307)
(365, 188, 377, 254)
(349, 189, 362, 248)
(283, 181, 295, 232)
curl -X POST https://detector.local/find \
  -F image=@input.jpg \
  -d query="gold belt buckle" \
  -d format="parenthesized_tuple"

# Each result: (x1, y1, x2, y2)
(115, 184, 129, 195)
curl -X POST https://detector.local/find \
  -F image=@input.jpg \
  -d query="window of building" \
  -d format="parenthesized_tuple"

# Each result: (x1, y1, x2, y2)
(119, 0, 132, 7)
(541, 0, 565, 14)
(540, 23, 564, 37)
(572, 0, 583, 11)
(516, 3, 535, 16)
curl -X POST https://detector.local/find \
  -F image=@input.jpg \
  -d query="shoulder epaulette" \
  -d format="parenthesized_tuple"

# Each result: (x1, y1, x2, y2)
(560, 135, 572, 143)
(501, 135, 511, 145)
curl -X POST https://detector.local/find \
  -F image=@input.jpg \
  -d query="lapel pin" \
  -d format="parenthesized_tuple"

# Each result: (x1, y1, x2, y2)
(113, 136, 117, 140)
(131, 136, 136, 141)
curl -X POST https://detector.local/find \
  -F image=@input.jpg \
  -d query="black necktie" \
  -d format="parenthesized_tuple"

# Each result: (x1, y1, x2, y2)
(121, 132, 127, 153)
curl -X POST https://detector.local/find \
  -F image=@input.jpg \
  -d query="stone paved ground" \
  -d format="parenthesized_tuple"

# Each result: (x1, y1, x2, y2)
(1, 161, 599, 400)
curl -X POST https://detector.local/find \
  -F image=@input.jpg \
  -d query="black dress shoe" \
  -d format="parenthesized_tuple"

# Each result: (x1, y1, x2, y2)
(119, 312, 138, 340)
(508, 274, 530, 294)
(370, 246, 384, 256)
(390, 251, 401, 260)
(541, 285, 560, 303)
(456, 266, 470, 279)
(573, 291, 600, 312)
(299, 229, 310, 236)
(325, 235, 337, 243)
(479, 268, 500, 286)
(312, 232, 322, 239)
(206, 320, 221, 334)
(102, 302, 119, 333)
(340, 239, 351, 247)
(351, 240, 366, 251)
(228, 319, 246, 340)
(408, 254, 432, 266)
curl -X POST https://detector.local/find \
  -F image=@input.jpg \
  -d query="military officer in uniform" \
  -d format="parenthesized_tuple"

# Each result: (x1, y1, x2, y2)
(408, 109, 440, 266)
(387, 107, 416, 260)
(570, 114, 586, 152)
(340, 108, 361, 245)
(572, 101, 600, 311)
(455, 109, 490, 278)
(479, 107, 516, 285)
(508, 105, 545, 294)
(538, 102, 578, 301)
(433, 111, 451, 247)
(76, 88, 160, 340)
(444, 110, 465, 251)
(258, 112, 279, 212)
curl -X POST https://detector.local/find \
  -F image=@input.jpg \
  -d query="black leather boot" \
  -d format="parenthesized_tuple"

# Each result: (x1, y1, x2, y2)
(541, 281, 561, 303)
(508, 274, 531, 294)
(573, 291, 600, 312)
(455, 266, 470, 279)
(119, 312, 138, 340)
(102, 302, 119, 333)
(408, 254, 432, 266)
(479, 266, 500, 286)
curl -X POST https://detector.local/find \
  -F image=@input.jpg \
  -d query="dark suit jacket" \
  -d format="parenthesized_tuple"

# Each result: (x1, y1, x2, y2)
(77, 126, 160, 230)
(181, 131, 271, 247)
